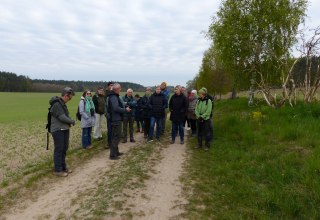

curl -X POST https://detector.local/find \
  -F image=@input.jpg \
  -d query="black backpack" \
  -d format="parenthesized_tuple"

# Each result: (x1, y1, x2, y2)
(46, 97, 60, 133)
(76, 100, 85, 121)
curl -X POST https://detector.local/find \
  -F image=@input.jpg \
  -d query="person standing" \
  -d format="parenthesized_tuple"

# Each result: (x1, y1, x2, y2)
(79, 90, 96, 149)
(202, 87, 214, 141)
(141, 87, 152, 139)
(49, 87, 75, 177)
(134, 94, 144, 133)
(105, 81, 113, 148)
(169, 85, 188, 144)
(92, 86, 105, 141)
(107, 83, 131, 160)
(187, 90, 198, 136)
(122, 88, 137, 143)
(195, 89, 212, 151)
(160, 82, 170, 134)
(148, 85, 167, 142)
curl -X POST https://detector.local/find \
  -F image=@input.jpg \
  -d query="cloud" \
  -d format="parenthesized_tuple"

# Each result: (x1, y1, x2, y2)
(0, 0, 318, 86)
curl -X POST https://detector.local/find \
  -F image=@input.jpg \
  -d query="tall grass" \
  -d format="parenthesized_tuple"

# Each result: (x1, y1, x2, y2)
(183, 98, 320, 219)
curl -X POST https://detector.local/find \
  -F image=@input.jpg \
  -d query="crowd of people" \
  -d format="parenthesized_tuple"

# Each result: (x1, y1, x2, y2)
(48, 82, 214, 177)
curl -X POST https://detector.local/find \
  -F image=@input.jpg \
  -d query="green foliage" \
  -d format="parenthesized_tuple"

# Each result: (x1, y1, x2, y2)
(207, 0, 307, 90)
(183, 98, 320, 219)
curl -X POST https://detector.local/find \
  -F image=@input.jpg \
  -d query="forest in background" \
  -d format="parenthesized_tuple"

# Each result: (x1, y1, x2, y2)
(0, 71, 146, 92)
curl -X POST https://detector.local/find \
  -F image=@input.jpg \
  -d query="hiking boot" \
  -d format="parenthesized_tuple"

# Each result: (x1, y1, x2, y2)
(118, 152, 124, 156)
(64, 169, 73, 174)
(110, 156, 120, 160)
(130, 139, 136, 143)
(170, 140, 175, 144)
(122, 140, 127, 143)
(180, 140, 184, 145)
(136, 129, 140, 132)
(54, 171, 68, 177)
(147, 139, 153, 143)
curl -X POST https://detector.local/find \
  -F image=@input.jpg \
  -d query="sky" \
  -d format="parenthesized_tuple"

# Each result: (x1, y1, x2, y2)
(0, 0, 319, 87)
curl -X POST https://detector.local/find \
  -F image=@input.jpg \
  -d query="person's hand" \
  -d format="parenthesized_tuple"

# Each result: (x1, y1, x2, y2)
(126, 107, 131, 112)
(71, 120, 76, 126)
(198, 117, 203, 122)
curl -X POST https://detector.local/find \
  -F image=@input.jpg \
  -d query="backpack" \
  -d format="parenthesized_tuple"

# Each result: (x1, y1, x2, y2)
(46, 97, 60, 133)
(76, 100, 85, 121)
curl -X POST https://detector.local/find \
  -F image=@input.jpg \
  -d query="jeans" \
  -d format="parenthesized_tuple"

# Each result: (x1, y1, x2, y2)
(52, 130, 69, 172)
(123, 116, 134, 141)
(149, 116, 163, 140)
(110, 122, 121, 158)
(94, 113, 104, 139)
(189, 118, 197, 135)
(82, 127, 92, 148)
(171, 121, 184, 141)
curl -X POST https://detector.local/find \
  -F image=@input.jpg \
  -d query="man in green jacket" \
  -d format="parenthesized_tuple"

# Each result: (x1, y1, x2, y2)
(50, 87, 75, 177)
(195, 88, 212, 151)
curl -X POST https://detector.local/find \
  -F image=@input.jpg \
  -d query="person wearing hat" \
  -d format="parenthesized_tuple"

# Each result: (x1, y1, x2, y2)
(187, 90, 198, 136)
(195, 88, 212, 150)
(201, 87, 214, 141)
(49, 87, 76, 177)
(92, 86, 105, 141)
(160, 82, 170, 134)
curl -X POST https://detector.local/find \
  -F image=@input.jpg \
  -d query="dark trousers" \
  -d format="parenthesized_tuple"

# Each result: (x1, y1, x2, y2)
(136, 119, 144, 131)
(82, 127, 92, 148)
(123, 116, 134, 141)
(197, 119, 211, 147)
(189, 118, 197, 135)
(110, 122, 121, 158)
(161, 113, 167, 134)
(172, 121, 184, 141)
(149, 116, 163, 140)
(107, 117, 112, 146)
(52, 130, 69, 172)
(144, 118, 151, 138)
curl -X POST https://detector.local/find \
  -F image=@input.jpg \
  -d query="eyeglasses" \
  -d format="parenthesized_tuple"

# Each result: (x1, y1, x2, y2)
(86, 93, 91, 95)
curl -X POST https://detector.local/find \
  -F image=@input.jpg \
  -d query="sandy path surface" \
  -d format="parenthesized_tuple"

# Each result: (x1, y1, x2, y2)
(3, 132, 188, 220)
(129, 140, 187, 220)
(3, 138, 141, 220)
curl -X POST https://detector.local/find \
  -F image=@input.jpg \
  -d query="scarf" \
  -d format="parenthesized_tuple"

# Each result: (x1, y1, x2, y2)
(85, 96, 95, 112)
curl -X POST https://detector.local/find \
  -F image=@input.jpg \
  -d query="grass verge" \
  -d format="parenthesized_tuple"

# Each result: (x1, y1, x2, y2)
(182, 98, 320, 219)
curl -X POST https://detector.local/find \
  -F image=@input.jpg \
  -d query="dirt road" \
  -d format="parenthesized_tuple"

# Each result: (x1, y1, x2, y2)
(2, 132, 187, 219)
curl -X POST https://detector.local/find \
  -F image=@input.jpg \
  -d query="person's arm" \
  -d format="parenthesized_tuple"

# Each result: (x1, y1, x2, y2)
(110, 96, 126, 113)
(51, 102, 75, 125)
(202, 100, 212, 120)
(79, 100, 89, 120)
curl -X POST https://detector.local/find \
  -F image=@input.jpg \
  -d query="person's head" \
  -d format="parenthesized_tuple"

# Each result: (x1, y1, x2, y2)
(127, 88, 133, 97)
(82, 90, 92, 98)
(160, 82, 167, 90)
(97, 86, 104, 95)
(181, 86, 186, 93)
(175, 85, 182, 95)
(155, 86, 161, 94)
(112, 83, 121, 94)
(146, 87, 152, 96)
(198, 89, 206, 99)
(191, 89, 197, 97)
(107, 81, 113, 90)
(61, 87, 75, 103)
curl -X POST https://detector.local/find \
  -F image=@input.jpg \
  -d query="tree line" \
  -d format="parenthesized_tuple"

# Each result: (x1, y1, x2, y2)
(0, 71, 146, 93)
(190, 0, 320, 107)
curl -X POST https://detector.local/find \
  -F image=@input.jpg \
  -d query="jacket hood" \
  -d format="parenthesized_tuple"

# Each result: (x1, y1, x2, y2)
(49, 96, 62, 105)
